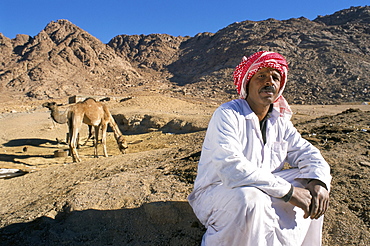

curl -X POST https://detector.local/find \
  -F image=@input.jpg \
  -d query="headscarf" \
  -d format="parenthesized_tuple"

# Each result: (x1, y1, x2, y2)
(233, 51, 292, 119)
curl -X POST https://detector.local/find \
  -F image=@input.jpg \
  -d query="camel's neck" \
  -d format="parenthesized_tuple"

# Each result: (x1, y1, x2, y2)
(106, 109, 127, 153)
(109, 117, 123, 139)
(50, 108, 68, 124)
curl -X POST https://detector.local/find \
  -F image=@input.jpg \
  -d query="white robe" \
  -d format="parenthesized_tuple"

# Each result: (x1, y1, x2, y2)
(188, 99, 331, 246)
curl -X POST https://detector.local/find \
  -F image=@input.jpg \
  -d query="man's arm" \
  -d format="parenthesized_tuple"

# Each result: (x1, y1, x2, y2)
(288, 187, 312, 219)
(287, 180, 329, 219)
(207, 105, 292, 198)
(284, 120, 332, 189)
(305, 179, 330, 219)
(281, 119, 331, 218)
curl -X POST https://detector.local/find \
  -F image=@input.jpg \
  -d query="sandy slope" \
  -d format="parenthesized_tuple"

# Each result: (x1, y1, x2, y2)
(0, 93, 369, 245)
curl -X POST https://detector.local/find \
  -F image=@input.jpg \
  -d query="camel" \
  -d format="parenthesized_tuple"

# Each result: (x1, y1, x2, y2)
(42, 101, 90, 146)
(42, 98, 128, 162)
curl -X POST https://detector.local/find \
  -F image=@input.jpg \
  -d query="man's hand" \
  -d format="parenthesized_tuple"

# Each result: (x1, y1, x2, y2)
(289, 187, 312, 219)
(305, 180, 330, 219)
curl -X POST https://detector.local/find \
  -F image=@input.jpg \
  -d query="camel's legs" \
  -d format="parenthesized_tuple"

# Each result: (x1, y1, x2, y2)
(66, 133, 79, 148)
(82, 125, 93, 146)
(93, 125, 100, 158)
(101, 123, 108, 157)
(69, 118, 82, 162)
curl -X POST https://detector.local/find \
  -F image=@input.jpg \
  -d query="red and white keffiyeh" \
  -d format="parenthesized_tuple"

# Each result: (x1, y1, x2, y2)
(233, 51, 292, 119)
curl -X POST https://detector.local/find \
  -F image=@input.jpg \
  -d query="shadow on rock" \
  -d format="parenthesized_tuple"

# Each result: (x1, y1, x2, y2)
(0, 201, 205, 246)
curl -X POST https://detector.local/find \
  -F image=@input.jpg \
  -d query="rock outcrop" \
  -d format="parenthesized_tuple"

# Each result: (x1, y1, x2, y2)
(0, 20, 140, 99)
(1, 6, 370, 104)
(109, 6, 370, 104)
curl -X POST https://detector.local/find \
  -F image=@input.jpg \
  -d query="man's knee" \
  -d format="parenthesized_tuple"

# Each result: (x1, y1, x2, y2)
(232, 187, 272, 212)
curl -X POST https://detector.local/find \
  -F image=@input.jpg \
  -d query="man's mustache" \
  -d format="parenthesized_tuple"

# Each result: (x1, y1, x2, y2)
(260, 86, 276, 93)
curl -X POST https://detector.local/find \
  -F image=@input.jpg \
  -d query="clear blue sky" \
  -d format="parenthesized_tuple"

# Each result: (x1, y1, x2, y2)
(1, 0, 369, 43)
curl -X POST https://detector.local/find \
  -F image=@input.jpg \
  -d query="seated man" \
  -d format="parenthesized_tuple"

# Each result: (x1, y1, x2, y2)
(188, 51, 331, 246)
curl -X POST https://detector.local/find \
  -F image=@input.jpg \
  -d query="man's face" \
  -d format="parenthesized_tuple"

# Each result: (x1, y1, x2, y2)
(246, 67, 282, 107)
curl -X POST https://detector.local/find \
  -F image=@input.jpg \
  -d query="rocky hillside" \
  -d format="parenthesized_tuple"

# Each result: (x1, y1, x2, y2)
(0, 20, 140, 99)
(1, 6, 370, 104)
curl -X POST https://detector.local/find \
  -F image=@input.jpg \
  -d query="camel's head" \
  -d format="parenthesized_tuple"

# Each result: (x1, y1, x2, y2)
(117, 135, 128, 154)
(42, 102, 57, 110)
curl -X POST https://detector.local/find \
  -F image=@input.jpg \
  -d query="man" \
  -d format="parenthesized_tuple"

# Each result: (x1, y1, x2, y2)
(188, 51, 331, 246)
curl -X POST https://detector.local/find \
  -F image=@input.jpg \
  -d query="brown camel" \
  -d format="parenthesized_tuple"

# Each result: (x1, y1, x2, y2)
(41, 101, 90, 146)
(42, 98, 128, 162)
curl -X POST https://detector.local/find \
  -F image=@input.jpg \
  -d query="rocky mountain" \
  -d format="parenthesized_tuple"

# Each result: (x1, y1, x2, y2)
(1, 6, 370, 104)
(0, 20, 140, 99)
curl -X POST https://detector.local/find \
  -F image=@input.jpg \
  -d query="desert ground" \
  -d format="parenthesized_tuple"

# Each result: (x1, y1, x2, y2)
(0, 91, 369, 245)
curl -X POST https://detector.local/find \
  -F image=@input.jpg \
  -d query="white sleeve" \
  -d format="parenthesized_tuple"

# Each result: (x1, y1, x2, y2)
(284, 120, 332, 188)
(204, 107, 292, 198)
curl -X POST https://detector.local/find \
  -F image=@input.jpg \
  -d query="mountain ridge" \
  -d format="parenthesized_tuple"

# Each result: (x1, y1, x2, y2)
(0, 6, 369, 104)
